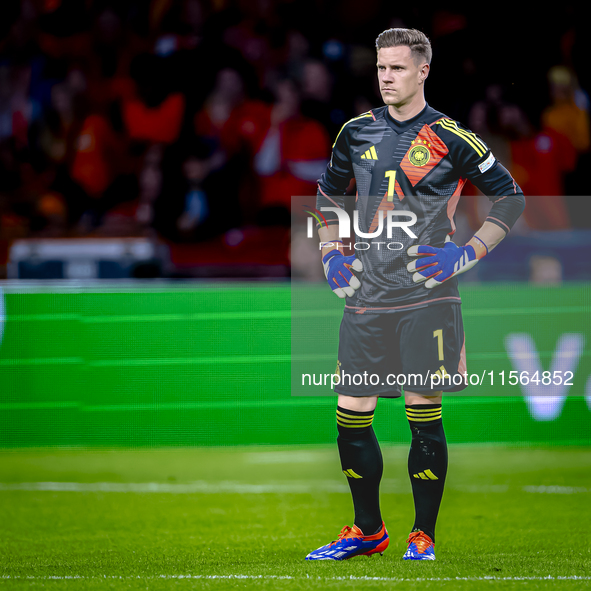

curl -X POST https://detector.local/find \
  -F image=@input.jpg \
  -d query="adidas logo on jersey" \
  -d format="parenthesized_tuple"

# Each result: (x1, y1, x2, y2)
(360, 146, 378, 160)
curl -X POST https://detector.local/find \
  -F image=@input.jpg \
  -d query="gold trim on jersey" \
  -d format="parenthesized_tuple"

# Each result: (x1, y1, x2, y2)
(332, 112, 374, 148)
(436, 119, 487, 157)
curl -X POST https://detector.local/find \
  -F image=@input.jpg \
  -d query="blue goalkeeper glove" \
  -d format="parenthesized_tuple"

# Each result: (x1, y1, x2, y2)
(322, 248, 363, 298)
(406, 237, 488, 289)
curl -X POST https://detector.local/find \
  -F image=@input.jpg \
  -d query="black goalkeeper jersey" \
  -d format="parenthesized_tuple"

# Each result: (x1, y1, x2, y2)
(316, 103, 524, 313)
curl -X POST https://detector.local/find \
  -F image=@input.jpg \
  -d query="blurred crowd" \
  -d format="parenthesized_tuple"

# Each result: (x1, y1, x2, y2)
(0, 1, 588, 273)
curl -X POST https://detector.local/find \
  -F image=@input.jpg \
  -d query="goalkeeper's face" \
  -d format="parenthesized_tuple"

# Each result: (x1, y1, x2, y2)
(377, 46, 429, 108)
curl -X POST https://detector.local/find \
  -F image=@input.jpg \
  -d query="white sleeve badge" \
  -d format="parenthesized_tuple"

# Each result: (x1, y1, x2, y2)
(478, 152, 496, 173)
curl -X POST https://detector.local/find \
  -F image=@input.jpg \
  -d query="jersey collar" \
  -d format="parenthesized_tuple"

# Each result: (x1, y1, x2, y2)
(385, 103, 429, 134)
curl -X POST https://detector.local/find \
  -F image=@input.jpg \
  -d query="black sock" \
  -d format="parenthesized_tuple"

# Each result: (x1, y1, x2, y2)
(336, 406, 383, 535)
(406, 404, 447, 543)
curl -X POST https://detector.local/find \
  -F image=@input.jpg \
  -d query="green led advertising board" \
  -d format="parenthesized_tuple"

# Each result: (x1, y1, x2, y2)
(0, 282, 589, 447)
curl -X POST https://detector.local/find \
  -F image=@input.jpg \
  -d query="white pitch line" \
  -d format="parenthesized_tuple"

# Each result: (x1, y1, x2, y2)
(523, 485, 590, 494)
(245, 451, 320, 464)
(0, 482, 588, 494)
(1, 574, 591, 582)
(0, 481, 350, 494)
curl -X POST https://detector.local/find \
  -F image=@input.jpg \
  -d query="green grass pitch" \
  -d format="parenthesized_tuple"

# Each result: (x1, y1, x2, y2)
(1, 446, 590, 590)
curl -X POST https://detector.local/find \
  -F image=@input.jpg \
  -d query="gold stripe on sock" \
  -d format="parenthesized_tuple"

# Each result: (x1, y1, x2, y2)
(337, 419, 373, 428)
(337, 409, 374, 420)
(337, 416, 374, 425)
(406, 415, 442, 422)
(406, 411, 441, 418)
(406, 406, 441, 414)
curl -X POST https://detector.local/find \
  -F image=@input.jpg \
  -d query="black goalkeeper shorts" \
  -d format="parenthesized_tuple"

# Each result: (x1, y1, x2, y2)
(334, 303, 467, 398)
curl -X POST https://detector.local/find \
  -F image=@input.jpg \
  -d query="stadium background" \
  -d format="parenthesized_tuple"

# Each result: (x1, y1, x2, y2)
(0, 1, 589, 449)
(1, 4, 590, 588)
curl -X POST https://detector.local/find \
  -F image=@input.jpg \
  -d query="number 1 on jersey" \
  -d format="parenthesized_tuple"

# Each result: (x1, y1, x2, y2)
(385, 170, 396, 201)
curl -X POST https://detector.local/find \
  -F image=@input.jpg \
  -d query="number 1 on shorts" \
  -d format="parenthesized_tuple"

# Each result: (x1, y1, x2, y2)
(433, 329, 444, 361)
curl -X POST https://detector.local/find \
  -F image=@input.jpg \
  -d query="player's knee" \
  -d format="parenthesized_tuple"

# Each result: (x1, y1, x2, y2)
(404, 391, 442, 406)
(337, 394, 378, 412)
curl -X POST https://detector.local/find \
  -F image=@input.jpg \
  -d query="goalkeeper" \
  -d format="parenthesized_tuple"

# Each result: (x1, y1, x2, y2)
(306, 27, 525, 562)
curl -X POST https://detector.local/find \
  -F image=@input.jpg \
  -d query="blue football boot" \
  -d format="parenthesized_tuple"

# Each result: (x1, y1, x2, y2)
(306, 522, 389, 560)
(403, 530, 435, 560)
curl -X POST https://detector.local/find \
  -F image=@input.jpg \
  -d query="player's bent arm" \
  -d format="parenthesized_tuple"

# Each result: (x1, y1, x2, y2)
(472, 220, 508, 254)
(484, 191, 526, 235)
(407, 204, 523, 289)
(411, 120, 526, 288)
(465, 192, 525, 262)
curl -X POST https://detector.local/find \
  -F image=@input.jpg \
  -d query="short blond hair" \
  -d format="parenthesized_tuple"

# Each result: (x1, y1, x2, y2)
(375, 28, 432, 65)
